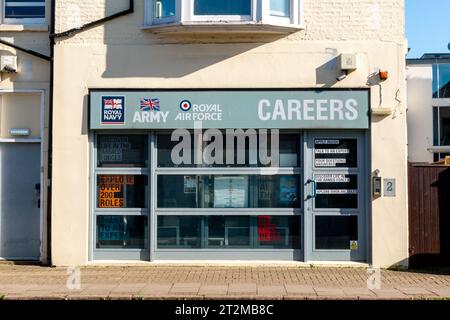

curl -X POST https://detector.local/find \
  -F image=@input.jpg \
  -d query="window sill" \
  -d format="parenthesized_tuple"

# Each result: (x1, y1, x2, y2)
(143, 21, 304, 35)
(0, 24, 48, 32)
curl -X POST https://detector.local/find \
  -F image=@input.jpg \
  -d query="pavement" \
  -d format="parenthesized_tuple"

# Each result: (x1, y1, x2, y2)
(1, 263, 450, 300)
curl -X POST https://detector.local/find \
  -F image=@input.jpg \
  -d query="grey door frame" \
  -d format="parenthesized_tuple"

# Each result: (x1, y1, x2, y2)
(304, 130, 369, 262)
(0, 89, 45, 262)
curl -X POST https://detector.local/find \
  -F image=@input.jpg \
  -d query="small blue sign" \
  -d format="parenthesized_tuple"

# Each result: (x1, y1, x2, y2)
(101, 96, 125, 124)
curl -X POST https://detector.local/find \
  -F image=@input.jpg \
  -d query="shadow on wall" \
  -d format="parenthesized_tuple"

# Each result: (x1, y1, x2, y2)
(99, 1, 291, 78)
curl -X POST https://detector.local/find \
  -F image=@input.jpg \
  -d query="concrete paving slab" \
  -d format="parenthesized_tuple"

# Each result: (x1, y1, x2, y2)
(284, 284, 316, 295)
(228, 283, 257, 295)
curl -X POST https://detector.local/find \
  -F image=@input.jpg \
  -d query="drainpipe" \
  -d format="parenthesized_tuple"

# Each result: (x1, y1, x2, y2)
(46, 0, 56, 266)
(46, 0, 135, 265)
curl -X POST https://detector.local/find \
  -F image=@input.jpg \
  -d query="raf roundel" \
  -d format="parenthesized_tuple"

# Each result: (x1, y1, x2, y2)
(180, 100, 192, 112)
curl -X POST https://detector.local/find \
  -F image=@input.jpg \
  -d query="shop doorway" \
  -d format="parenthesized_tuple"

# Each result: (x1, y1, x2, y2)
(0, 143, 41, 260)
(304, 131, 367, 262)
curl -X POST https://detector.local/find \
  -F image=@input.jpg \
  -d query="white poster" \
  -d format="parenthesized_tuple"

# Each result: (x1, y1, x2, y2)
(214, 176, 248, 208)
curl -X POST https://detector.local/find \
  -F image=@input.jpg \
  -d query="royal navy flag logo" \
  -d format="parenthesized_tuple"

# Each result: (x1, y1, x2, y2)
(101, 96, 125, 124)
(140, 98, 160, 111)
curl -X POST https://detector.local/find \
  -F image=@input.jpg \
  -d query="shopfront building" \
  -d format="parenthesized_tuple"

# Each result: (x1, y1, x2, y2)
(88, 90, 370, 261)
(52, 0, 408, 267)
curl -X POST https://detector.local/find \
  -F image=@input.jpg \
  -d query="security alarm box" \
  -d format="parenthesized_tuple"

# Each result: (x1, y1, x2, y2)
(340, 53, 357, 70)
(0, 55, 18, 73)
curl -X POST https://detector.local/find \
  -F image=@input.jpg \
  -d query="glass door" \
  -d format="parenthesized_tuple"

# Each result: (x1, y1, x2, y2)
(304, 131, 367, 261)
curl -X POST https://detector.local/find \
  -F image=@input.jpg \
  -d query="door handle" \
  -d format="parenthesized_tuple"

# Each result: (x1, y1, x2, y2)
(306, 179, 316, 199)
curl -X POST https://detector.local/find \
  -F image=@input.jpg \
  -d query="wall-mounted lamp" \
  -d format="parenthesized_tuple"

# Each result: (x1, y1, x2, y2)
(9, 128, 31, 137)
(379, 70, 389, 81)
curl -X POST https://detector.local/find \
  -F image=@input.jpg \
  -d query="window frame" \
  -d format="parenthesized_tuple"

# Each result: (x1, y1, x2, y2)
(2, 0, 46, 25)
(146, 0, 303, 27)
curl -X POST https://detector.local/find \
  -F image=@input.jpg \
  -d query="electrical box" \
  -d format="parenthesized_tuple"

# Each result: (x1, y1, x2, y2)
(340, 53, 357, 70)
(1, 55, 18, 73)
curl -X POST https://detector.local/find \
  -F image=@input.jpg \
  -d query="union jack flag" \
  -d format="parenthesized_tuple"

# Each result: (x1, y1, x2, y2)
(140, 98, 160, 111)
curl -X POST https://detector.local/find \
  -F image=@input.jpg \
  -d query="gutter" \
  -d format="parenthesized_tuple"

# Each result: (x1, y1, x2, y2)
(50, 0, 134, 39)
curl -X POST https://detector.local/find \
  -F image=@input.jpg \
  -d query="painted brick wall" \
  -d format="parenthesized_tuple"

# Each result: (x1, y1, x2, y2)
(54, 0, 405, 44)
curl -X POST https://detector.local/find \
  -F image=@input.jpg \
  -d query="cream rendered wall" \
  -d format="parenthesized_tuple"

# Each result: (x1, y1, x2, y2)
(52, 0, 408, 267)
(406, 64, 434, 163)
(0, 0, 51, 262)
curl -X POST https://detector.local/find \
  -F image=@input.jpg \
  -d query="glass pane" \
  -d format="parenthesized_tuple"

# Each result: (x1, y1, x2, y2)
(158, 132, 300, 168)
(96, 215, 147, 249)
(315, 216, 358, 250)
(157, 175, 198, 208)
(157, 216, 201, 248)
(433, 107, 439, 146)
(279, 134, 299, 167)
(438, 64, 450, 98)
(314, 138, 357, 168)
(270, 0, 290, 17)
(257, 216, 300, 249)
(158, 175, 301, 208)
(97, 175, 147, 208)
(157, 133, 193, 167)
(207, 216, 250, 247)
(5, 0, 45, 19)
(433, 64, 439, 98)
(154, 0, 175, 18)
(257, 175, 300, 208)
(97, 135, 148, 168)
(194, 0, 251, 15)
(209, 176, 249, 208)
(315, 174, 358, 209)
(440, 107, 450, 146)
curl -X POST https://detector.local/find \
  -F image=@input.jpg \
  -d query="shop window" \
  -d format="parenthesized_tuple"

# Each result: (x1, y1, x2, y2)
(207, 216, 250, 248)
(257, 175, 300, 208)
(157, 216, 202, 248)
(2, 0, 45, 24)
(157, 215, 300, 249)
(157, 175, 300, 209)
(315, 174, 358, 209)
(315, 216, 358, 250)
(97, 175, 148, 209)
(97, 135, 148, 168)
(157, 132, 300, 168)
(96, 215, 148, 249)
(256, 216, 300, 249)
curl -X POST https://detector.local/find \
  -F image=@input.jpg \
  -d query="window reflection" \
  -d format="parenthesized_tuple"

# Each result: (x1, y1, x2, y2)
(194, 0, 251, 15)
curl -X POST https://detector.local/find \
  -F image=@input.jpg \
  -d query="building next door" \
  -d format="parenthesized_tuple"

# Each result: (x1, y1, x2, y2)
(0, 143, 41, 260)
(304, 131, 367, 262)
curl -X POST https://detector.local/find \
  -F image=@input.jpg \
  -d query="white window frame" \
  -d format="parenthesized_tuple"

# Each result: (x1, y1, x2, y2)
(2, 0, 46, 24)
(145, 0, 303, 27)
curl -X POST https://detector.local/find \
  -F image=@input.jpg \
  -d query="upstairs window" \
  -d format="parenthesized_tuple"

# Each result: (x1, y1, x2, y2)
(146, 0, 302, 31)
(194, 0, 251, 16)
(270, 0, 290, 17)
(433, 64, 450, 99)
(154, 0, 175, 19)
(2, 0, 45, 24)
